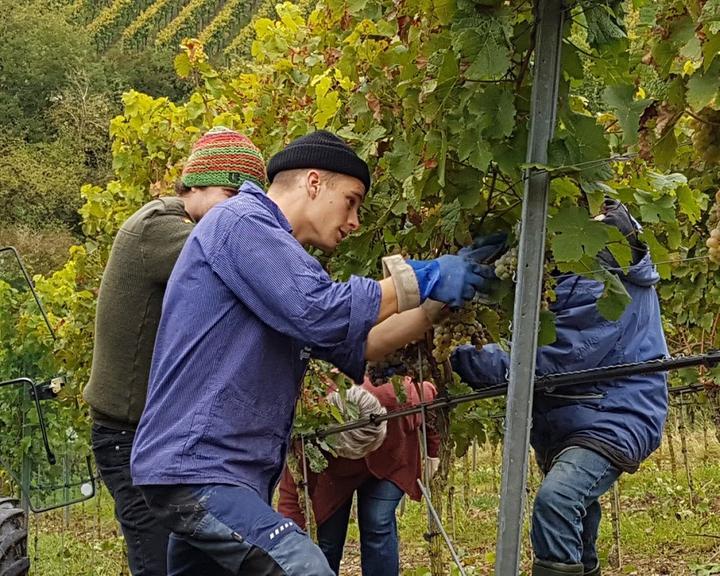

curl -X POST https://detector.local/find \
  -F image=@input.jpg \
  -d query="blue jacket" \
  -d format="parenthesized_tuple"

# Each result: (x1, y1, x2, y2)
(131, 183, 381, 502)
(451, 253, 668, 472)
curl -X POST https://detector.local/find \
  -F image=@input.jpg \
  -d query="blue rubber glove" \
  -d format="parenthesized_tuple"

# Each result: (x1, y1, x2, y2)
(407, 255, 494, 308)
(458, 232, 509, 264)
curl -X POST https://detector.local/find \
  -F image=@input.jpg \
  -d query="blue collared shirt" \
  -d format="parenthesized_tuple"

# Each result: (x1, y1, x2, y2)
(131, 182, 381, 500)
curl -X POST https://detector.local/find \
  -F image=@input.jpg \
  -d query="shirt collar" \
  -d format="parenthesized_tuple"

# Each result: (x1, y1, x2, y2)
(239, 181, 293, 233)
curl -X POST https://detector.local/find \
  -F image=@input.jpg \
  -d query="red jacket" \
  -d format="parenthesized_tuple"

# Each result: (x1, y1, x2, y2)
(278, 377, 440, 528)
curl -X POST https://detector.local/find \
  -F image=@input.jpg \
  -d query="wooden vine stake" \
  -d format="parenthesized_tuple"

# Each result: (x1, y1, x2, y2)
(462, 450, 471, 509)
(609, 481, 622, 569)
(706, 383, 720, 444)
(702, 408, 709, 465)
(286, 448, 317, 541)
(489, 439, 499, 493)
(677, 397, 696, 506)
(447, 485, 456, 541)
(424, 336, 454, 576)
(665, 409, 678, 476)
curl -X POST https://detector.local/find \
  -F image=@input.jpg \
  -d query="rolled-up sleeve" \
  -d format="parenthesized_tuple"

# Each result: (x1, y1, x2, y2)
(205, 206, 381, 379)
(312, 274, 381, 381)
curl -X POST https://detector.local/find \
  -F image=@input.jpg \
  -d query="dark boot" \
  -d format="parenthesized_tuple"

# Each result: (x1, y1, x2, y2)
(584, 563, 601, 576)
(532, 559, 585, 576)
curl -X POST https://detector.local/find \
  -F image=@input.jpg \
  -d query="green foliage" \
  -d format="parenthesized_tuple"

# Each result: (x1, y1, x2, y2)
(0, 0, 93, 138)
(0, 138, 87, 231)
(2, 0, 720, 515)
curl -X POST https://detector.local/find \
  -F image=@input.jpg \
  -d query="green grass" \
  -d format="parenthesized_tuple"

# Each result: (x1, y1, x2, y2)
(25, 430, 720, 575)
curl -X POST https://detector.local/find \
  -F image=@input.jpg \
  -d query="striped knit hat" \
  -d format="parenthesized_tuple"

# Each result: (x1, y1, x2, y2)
(181, 126, 266, 190)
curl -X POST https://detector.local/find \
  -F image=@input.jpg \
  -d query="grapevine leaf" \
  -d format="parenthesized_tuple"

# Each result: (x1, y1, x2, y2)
(465, 42, 511, 80)
(451, 13, 512, 80)
(174, 53, 192, 78)
(433, 0, 456, 26)
(477, 307, 500, 342)
(548, 205, 609, 262)
(604, 226, 632, 268)
(391, 376, 407, 404)
(594, 268, 632, 321)
(480, 85, 516, 139)
(645, 171, 687, 192)
(562, 43, 584, 80)
(581, 0, 626, 48)
(676, 184, 704, 224)
(439, 130, 448, 187)
(634, 191, 675, 223)
(653, 129, 677, 171)
(386, 138, 420, 181)
(537, 310, 557, 347)
(602, 84, 653, 145)
(700, 0, 720, 34)
(686, 60, 720, 111)
(703, 32, 720, 70)
(551, 113, 612, 181)
(457, 128, 492, 171)
(639, 229, 671, 279)
(550, 177, 581, 204)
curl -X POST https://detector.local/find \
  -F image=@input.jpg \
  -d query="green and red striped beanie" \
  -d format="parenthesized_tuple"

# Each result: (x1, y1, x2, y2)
(181, 126, 266, 190)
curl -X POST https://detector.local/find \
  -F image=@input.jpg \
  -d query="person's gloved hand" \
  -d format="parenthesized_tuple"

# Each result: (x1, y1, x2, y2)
(594, 198, 646, 266)
(382, 250, 496, 312)
(327, 386, 387, 459)
(458, 232, 509, 264)
(407, 255, 494, 308)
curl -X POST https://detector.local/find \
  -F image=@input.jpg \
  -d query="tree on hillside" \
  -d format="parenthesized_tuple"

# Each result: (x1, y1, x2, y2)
(0, 0, 93, 140)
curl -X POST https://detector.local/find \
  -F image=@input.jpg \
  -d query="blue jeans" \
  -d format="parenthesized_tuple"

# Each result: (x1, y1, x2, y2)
(317, 478, 404, 576)
(91, 424, 169, 576)
(141, 483, 334, 576)
(531, 447, 621, 571)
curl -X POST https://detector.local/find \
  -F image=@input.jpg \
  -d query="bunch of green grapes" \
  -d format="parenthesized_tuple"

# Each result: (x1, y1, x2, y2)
(494, 247, 518, 281)
(705, 190, 720, 265)
(706, 230, 720, 263)
(690, 110, 720, 165)
(432, 304, 488, 363)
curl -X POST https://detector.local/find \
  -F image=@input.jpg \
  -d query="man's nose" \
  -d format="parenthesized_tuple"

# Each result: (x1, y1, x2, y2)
(348, 209, 360, 230)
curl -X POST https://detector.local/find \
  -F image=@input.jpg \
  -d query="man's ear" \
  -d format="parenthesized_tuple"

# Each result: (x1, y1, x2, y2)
(305, 169, 321, 199)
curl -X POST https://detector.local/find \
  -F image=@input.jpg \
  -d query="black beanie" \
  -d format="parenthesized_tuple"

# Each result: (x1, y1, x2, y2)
(267, 130, 371, 192)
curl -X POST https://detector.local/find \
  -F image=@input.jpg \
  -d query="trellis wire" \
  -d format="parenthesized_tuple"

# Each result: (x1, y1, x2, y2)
(314, 352, 720, 440)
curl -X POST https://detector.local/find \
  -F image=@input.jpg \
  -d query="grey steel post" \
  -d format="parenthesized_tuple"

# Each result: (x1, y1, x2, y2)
(495, 1, 564, 574)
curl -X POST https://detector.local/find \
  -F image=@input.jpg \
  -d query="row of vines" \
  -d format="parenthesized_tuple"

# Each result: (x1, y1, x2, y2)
(70, 0, 275, 56)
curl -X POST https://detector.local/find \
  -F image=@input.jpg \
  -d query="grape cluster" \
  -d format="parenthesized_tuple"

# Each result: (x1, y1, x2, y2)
(432, 304, 488, 363)
(366, 344, 432, 384)
(494, 247, 518, 281)
(690, 110, 720, 165)
(706, 190, 720, 264)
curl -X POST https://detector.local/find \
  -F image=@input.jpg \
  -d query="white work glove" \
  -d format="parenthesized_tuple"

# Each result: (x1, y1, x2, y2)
(426, 457, 440, 479)
(382, 254, 488, 311)
(327, 386, 387, 459)
(381, 256, 447, 322)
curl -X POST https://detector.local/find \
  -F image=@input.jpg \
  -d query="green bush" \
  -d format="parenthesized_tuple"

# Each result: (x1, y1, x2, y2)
(0, 138, 86, 231)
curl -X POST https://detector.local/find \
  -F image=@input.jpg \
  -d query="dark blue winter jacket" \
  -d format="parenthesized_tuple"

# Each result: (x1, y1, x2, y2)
(451, 252, 669, 473)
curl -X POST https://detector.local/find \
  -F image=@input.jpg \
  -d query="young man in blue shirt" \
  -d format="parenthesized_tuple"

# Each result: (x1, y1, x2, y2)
(131, 131, 500, 575)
